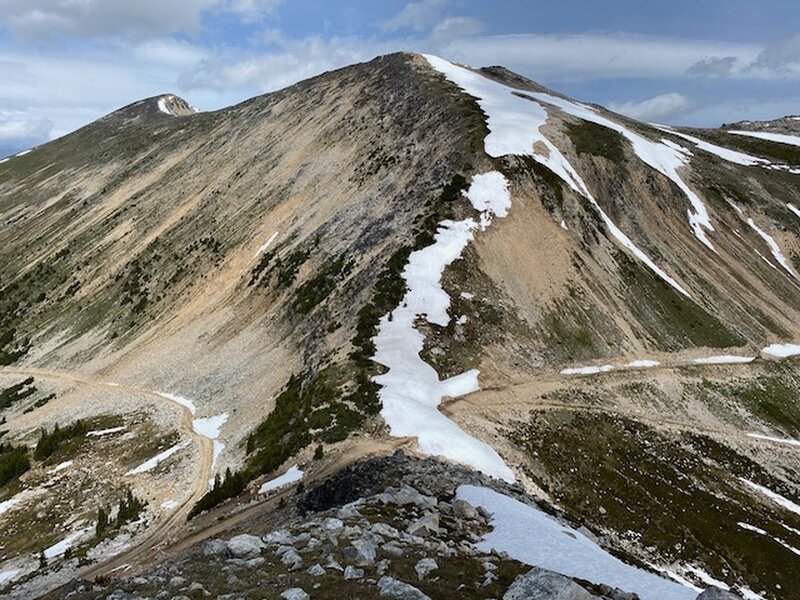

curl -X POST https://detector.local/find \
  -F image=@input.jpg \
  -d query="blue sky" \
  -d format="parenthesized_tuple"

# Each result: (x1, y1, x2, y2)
(1, 0, 799, 157)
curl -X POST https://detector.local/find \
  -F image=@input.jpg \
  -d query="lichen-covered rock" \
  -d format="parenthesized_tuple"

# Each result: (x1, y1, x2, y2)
(414, 557, 438, 580)
(376, 576, 431, 600)
(503, 567, 599, 600)
(695, 588, 742, 600)
(226, 535, 264, 559)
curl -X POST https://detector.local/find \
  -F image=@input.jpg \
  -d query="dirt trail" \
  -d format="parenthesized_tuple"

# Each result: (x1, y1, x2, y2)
(0, 367, 215, 580)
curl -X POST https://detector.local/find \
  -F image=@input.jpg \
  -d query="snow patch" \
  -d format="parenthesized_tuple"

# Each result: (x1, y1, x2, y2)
(156, 391, 197, 415)
(258, 465, 304, 494)
(87, 426, 126, 437)
(692, 355, 755, 365)
(255, 231, 279, 258)
(684, 565, 729, 590)
(157, 96, 175, 115)
(729, 130, 800, 148)
(788, 203, 800, 219)
(126, 441, 189, 475)
(459, 292, 474, 300)
(740, 478, 800, 516)
(424, 54, 691, 296)
(746, 433, 800, 446)
(738, 522, 767, 535)
(0, 568, 20, 585)
(762, 343, 800, 358)
(456, 485, 695, 600)
(626, 359, 660, 368)
(44, 527, 92, 559)
(745, 218, 798, 279)
(48, 461, 73, 474)
(654, 127, 766, 166)
(561, 365, 614, 375)
(160, 500, 179, 510)
(371, 171, 515, 483)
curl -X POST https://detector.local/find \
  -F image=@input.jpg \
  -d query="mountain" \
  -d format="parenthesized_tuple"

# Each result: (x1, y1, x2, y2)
(0, 52, 798, 599)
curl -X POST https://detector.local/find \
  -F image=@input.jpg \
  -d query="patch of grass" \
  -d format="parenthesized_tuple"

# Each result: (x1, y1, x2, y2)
(567, 120, 627, 162)
(511, 411, 799, 594)
(293, 256, 354, 315)
(615, 249, 745, 350)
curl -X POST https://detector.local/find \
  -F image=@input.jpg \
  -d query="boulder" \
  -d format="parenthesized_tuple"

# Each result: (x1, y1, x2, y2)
(377, 576, 431, 600)
(307, 564, 325, 577)
(344, 565, 365, 580)
(342, 538, 377, 566)
(414, 558, 438, 581)
(279, 589, 309, 600)
(452, 499, 479, 520)
(226, 535, 264, 559)
(280, 548, 303, 570)
(407, 513, 440, 537)
(503, 567, 599, 600)
(201, 539, 229, 557)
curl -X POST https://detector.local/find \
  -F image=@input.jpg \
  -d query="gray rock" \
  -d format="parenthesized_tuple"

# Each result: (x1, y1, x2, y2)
(372, 522, 401, 539)
(414, 558, 438, 580)
(187, 582, 207, 595)
(407, 512, 440, 537)
(226, 534, 264, 559)
(337, 503, 362, 519)
(377, 576, 432, 600)
(382, 542, 406, 557)
(322, 517, 344, 532)
(344, 565, 365, 580)
(452, 499, 479, 520)
(504, 567, 599, 599)
(169, 576, 186, 589)
(342, 538, 377, 566)
(263, 529, 293, 545)
(202, 539, 230, 557)
(280, 548, 303, 570)
(696, 589, 742, 600)
(377, 559, 391, 575)
(324, 557, 344, 571)
(279, 589, 309, 600)
(307, 563, 326, 577)
(476, 506, 492, 521)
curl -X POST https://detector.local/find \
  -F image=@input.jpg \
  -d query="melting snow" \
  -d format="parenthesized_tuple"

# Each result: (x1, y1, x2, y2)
(157, 391, 197, 415)
(126, 441, 189, 475)
(654, 127, 766, 166)
(423, 55, 691, 296)
(788, 203, 800, 219)
(258, 465, 304, 494)
(740, 478, 800, 516)
(738, 522, 800, 556)
(692, 355, 755, 365)
(255, 231, 279, 258)
(626, 359, 660, 368)
(87, 426, 126, 437)
(745, 218, 798, 279)
(157, 96, 175, 115)
(193, 413, 229, 485)
(0, 490, 30, 516)
(0, 569, 19, 585)
(746, 433, 800, 446)
(561, 365, 614, 375)
(762, 343, 800, 358)
(456, 485, 695, 600)
(738, 522, 767, 535)
(160, 500, 179, 510)
(729, 130, 800, 148)
(459, 292, 474, 300)
(371, 171, 515, 483)
(48, 461, 73, 474)
(684, 565, 729, 590)
(16, 149, 31, 157)
(44, 527, 92, 559)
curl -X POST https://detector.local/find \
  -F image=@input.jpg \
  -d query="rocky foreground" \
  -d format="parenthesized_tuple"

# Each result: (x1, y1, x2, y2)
(53, 452, 739, 600)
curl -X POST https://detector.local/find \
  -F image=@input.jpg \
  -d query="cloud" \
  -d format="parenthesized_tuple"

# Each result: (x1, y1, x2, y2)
(382, 0, 450, 32)
(686, 56, 737, 77)
(609, 93, 690, 122)
(0, 113, 53, 157)
(431, 16, 483, 41)
(440, 33, 763, 81)
(0, 0, 280, 39)
(750, 34, 800, 74)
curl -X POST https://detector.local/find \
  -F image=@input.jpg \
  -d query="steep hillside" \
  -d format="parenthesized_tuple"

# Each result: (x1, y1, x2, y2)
(0, 52, 798, 598)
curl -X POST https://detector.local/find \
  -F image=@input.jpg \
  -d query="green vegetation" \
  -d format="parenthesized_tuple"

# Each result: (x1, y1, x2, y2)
(293, 256, 354, 315)
(715, 130, 800, 165)
(512, 411, 800, 594)
(191, 174, 467, 517)
(566, 120, 627, 162)
(95, 490, 147, 537)
(33, 420, 88, 461)
(615, 250, 745, 350)
(0, 378, 36, 411)
(0, 443, 30, 487)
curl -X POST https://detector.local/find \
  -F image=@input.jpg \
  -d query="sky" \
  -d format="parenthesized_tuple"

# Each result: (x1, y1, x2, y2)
(1, 0, 800, 157)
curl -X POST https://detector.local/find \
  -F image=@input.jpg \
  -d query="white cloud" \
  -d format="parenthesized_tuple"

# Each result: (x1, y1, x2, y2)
(0, 0, 280, 39)
(750, 34, 800, 75)
(382, 0, 450, 32)
(609, 93, 690, 122)
(131, 38, 210, 68)
(431, 16, 483, 41)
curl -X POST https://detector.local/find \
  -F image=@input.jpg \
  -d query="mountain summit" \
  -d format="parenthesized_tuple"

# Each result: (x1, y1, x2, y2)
(0, 52, 798, 599)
